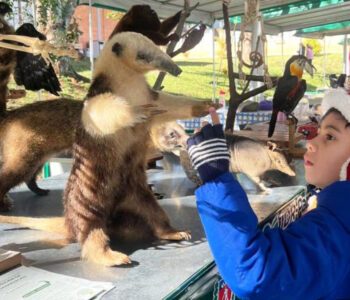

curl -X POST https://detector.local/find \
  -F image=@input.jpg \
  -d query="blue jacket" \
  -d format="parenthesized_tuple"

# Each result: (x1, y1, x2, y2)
(196, 172, 350, 300)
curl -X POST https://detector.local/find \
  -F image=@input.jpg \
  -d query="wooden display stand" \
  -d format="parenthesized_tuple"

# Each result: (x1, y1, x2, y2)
(233, 118, 306, 158)
(7, 89, 26, 99)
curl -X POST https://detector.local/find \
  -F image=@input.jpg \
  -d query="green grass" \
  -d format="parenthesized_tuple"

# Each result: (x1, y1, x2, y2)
(7, 53, 344, 109)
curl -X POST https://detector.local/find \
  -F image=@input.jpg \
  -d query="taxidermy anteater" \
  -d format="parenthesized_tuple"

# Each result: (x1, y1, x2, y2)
(0, 32, 217, 266)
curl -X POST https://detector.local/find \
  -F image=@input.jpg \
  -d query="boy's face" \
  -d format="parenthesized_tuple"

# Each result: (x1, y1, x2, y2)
(304, 112, 350, 188)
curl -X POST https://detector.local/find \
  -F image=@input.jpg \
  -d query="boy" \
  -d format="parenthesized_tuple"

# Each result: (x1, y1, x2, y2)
(187, 88, 350, 300)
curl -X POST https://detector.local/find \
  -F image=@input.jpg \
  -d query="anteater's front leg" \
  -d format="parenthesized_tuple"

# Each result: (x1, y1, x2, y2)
(153, 91, 220, 122)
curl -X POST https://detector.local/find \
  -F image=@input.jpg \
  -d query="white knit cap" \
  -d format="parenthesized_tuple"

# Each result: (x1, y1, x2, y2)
(322, 88, 350, 181)
(322, 88, 350, 123)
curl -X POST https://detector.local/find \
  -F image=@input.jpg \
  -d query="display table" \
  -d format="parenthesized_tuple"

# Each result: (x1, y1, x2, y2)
(177, 109, 272, 132)
(0, 172, 306, 299)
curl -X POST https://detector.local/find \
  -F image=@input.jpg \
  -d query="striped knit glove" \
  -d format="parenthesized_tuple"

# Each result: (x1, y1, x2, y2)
(187, 124, 230, 184)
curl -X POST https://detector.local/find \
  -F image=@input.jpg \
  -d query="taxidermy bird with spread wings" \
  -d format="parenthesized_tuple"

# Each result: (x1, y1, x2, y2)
(268, 55, 315, 138)
(14, 23, 61, 96)
(0, 2, 61, 117)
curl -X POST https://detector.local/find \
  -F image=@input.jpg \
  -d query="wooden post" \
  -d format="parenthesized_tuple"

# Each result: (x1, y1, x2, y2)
(153, 1, 191, 90)
(222, 2, 240, 132)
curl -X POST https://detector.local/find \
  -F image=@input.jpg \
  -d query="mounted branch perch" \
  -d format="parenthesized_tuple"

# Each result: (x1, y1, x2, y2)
(0, 34, 80, 66)
(153, 1, 199, 90)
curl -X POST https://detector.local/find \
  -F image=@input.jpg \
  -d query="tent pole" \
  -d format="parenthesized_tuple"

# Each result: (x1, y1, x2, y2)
(89, 0, 94, 76)
(32, 0, 41, 101)
(252, 18, 263, 102)
(323, 36, 326, 87)
(345, 34, 349, 75)
(281, 32, 284, 71)
(97, 7, 102, 55)
(212, 21, 216, 102)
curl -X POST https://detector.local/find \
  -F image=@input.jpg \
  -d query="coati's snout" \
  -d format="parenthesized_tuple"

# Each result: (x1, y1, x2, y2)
(107, 32, 182, 76)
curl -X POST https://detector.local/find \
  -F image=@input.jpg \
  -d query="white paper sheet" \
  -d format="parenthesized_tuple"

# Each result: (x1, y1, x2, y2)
(0, 266, 114, 300)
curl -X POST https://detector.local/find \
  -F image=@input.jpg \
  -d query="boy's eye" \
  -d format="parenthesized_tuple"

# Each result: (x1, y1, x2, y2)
(326, 134, 335, 140)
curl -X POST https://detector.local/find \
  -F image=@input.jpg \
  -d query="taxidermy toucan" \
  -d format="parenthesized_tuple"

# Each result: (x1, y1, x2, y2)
(170, 24, 206, 57)
(268, 55, 315, 138)
(14, 23, 61, 96)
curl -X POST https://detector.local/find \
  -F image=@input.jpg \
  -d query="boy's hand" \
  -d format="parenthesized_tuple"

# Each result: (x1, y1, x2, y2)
(187, 107, 230, 184)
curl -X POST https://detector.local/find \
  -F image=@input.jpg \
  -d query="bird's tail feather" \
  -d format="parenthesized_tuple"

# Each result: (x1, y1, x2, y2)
(268, 110, 278, 138)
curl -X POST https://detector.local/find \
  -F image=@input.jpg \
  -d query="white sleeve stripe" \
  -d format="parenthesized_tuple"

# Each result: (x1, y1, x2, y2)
(192, 155, 231, 168)
(190, 148, 230, 161)
(194, 156, 231, 169)
(191, 138, 226, 148)
(188, 140, 227, 156)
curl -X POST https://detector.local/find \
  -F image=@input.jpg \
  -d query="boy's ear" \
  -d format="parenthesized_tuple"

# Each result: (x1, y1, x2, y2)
(339, 157, 350, 181)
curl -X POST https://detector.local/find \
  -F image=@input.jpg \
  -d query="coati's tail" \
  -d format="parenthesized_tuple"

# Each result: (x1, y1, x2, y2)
(0, 216, 67, 237)
(268, 109, 278, 138)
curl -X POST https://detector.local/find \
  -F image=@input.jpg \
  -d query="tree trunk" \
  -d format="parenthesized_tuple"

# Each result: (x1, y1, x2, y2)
(58, 57, 90, 83)
(35, 0, 89, 82)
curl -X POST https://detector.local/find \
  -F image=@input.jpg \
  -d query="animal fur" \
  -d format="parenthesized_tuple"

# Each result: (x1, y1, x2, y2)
(149, 121, 189, 154)
(109, 4, 181, 45)
(226, 135, 295, 193)
(181, 134, 295, 192)
(0, 99, 82, 211)
(0, 32, 217, 266)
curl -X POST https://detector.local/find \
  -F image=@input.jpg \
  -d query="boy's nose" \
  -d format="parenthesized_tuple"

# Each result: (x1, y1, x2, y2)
(306, 138, 318, 152)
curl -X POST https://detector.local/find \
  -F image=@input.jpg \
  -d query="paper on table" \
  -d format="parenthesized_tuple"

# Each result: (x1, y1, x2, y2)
(0, 266, 114, 300)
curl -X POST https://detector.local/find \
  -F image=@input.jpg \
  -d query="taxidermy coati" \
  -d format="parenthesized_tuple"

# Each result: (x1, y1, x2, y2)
(0, 32, 217, 266)
(109, 4, 181, 45)
(0, 99, 82, 211)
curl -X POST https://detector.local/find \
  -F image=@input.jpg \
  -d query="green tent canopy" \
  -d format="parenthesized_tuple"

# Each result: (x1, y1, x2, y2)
(295, 21, 350, 38)
(78, 0, 350, 34)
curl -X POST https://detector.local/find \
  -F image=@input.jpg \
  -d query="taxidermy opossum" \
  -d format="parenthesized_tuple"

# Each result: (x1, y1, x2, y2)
(109, 4, 181, 45)
(0, 32, 217, 266)
(226, 135, 295, 192)
(182, 134, 295, 192)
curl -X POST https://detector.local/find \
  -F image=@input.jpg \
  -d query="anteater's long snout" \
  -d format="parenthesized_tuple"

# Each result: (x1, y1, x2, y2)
(160, 60, 182, 76)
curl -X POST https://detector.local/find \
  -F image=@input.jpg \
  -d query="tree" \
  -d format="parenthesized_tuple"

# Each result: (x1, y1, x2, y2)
(34, 0, 89, 82)
(303, 38, 322, 56)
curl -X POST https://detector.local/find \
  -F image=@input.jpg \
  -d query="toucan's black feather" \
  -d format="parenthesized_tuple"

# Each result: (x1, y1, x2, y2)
(14, 23, 61, 96)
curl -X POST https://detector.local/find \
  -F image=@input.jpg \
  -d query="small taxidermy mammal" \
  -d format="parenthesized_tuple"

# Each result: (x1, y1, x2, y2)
(182, 134, 295, 192)
(109, 4, 181, 45)
(0, 32, 217, 266)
